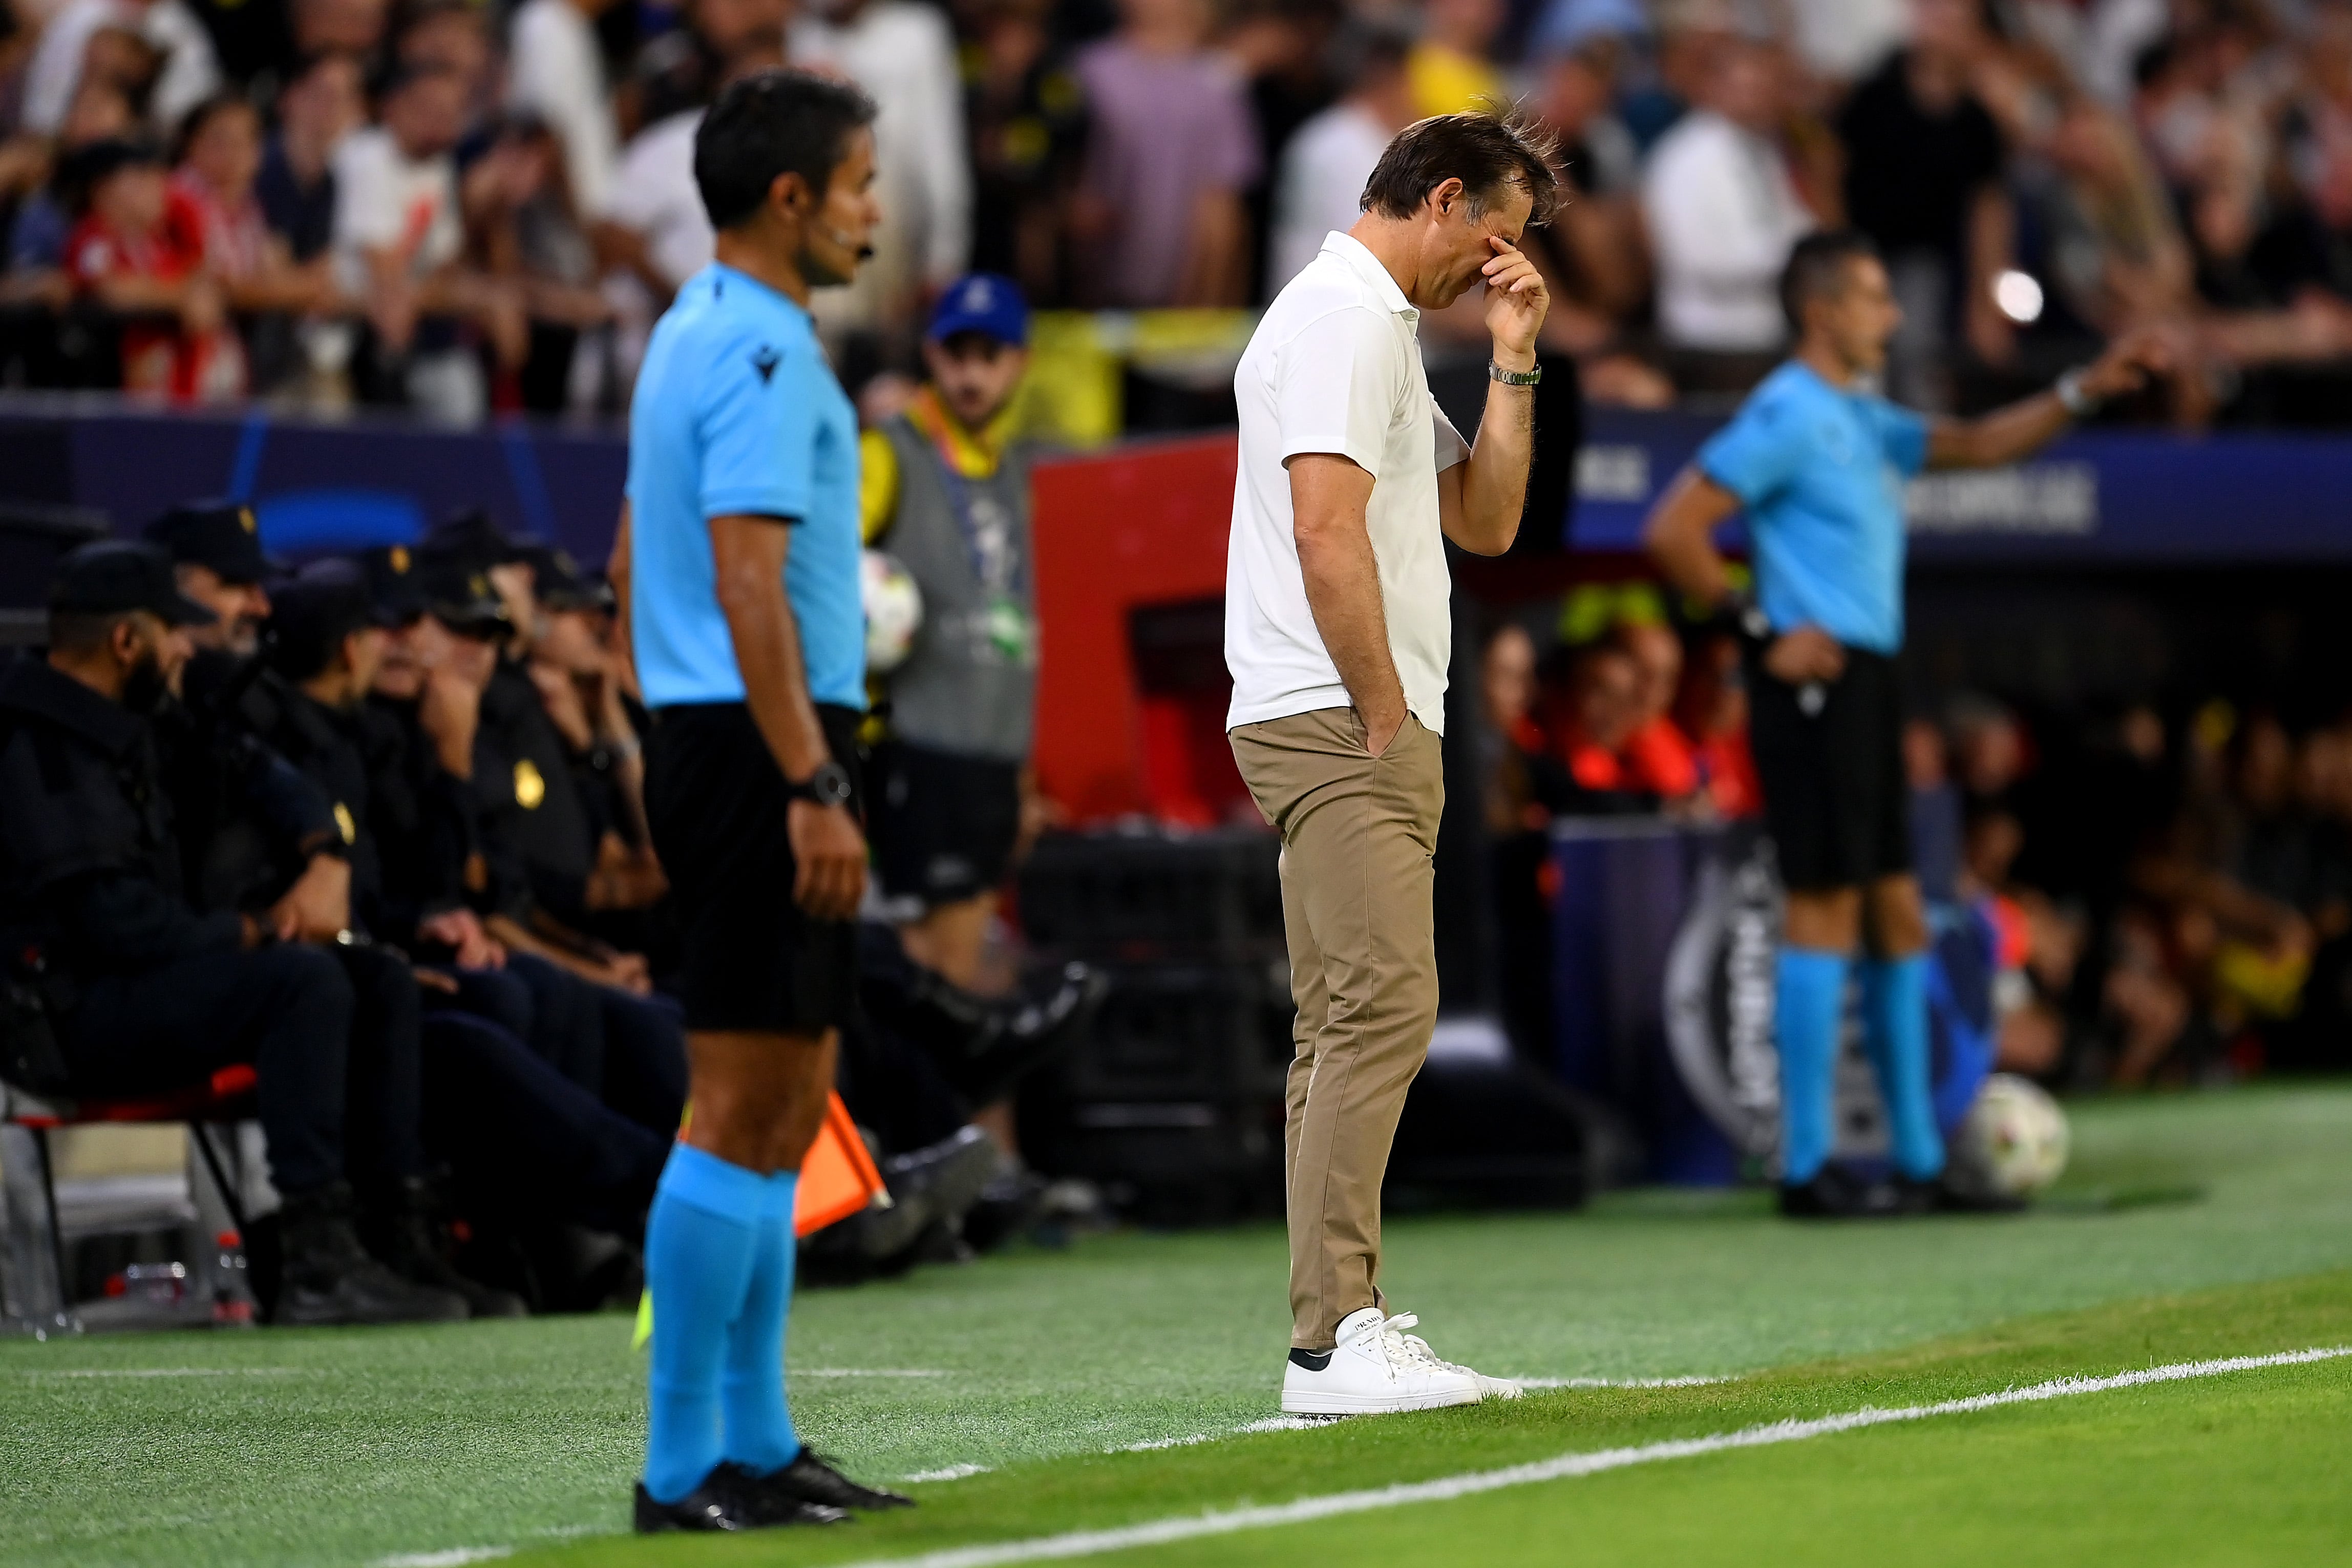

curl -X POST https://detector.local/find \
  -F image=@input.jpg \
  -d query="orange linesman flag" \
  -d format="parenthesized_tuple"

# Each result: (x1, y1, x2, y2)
(631, 1092, 886, 1350)
(794, 1092, 886, 1236)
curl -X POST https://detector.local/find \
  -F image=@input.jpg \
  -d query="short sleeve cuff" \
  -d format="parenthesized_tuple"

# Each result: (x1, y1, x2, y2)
(702, 488, 807, 522)
(1695, 448, 1762, 509)
(1885, 412, 1930, 477)
(1277, 436, 1385, 474)
(1433, 410, 1470, 474)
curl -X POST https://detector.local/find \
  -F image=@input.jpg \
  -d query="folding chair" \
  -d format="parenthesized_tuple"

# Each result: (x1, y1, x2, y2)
(1, 1066, 263, 1337)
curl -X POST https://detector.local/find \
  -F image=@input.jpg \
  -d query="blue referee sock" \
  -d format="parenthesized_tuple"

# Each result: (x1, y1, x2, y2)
(721, 1169, 802, 1476)
(1776, 947, 1849, 1186)
(1860, 954, 1945, 1181)
(643, 1143, 764, 1503)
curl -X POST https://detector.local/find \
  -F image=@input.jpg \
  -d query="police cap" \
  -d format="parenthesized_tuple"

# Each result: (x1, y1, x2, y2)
(417, 507, 528, 578)
(417, 557, 511, 636)
(49, 540, 217, 625)
(271, 557, 402, 662)
(520, 544, 611, 612)
(355, 544, 428, 624)
(142, 499, 273, 584)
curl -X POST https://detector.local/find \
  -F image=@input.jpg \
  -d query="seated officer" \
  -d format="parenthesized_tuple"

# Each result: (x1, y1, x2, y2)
(0, 542, 463, 1326)
(256, 565, 677, 1292)
(139, 499, 344, 921)
(515, 543, 670, 963)
(145, 498, 273, 661)
(417, 513, 662, 986)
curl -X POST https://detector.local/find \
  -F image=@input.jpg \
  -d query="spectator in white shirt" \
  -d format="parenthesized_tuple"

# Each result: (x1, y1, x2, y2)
(506, 0, 624, 221)
(790, 0, 972, 343)
(332, 62, 522, 420)
(1266, 28, 1411, 298)
(1640, 34, 1813, 372)
(592, 3, 785, 397)
(20, 0, 221, 138)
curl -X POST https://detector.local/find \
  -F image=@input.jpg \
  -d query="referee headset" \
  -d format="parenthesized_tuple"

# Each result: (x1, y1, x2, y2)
(790, 178, 876, 263)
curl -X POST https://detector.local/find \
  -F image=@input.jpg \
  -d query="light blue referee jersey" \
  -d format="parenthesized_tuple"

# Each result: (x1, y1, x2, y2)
(1697, 361, 1929, 656)
(626, 262, 865, 711)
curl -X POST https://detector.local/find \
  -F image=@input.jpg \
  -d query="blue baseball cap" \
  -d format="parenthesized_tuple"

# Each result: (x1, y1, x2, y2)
(928, 273, 1029, 348)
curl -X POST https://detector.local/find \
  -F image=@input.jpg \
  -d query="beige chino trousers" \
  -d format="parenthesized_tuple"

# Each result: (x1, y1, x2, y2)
(1230, 706, 1444, 1349)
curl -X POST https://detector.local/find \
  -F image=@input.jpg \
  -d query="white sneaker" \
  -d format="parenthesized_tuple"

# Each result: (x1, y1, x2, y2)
(1280, 1307, 1484, 1415)
(1391, 1322, 1524, 1402)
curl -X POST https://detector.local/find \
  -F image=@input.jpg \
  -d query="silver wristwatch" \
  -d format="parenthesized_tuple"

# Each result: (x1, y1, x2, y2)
(1488, 360, 1542, 387)
(2054, 367, 2097, 417)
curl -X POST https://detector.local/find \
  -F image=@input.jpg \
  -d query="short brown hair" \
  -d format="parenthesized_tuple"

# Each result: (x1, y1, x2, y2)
(1360, 104, 1563, 229)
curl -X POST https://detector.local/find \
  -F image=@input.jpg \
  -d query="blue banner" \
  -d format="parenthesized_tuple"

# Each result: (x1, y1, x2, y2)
(1570, 406, 2352, 563)
(3, 395, 2350, 568)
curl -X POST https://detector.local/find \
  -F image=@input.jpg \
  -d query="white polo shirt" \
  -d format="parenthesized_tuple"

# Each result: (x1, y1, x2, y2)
(1225, 231, 1469, 735)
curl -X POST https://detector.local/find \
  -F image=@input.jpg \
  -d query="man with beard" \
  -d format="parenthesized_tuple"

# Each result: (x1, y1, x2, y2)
(0, 542, 464, 1325)
(144, 499, 353, 929)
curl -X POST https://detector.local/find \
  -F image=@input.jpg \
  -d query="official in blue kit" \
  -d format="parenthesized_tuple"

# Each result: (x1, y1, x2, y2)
(1644, 230, 2160, 1218)
(609, 70, 911, 1532)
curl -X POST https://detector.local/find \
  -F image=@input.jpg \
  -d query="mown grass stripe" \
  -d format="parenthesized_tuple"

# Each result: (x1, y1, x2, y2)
(839, 1346, 2352, 1568)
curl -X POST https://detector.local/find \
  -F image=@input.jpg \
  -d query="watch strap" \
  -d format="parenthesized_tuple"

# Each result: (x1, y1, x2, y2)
(787, 760, 854, 807)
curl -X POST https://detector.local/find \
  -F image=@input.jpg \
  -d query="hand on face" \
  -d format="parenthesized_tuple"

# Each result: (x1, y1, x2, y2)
(1480, 234, 1549, 367)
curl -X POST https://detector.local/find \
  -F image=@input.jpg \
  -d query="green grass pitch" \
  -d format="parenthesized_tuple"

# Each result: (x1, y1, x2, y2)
(7, 1084, 2352, 1567)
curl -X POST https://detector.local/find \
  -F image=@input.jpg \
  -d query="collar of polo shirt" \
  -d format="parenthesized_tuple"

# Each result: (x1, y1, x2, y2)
(1320, 232, 1416, 324)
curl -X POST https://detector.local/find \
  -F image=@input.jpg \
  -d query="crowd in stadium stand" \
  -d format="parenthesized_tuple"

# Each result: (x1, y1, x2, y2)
(0, 0, 2345, 422)
(1478, 592, 2352, 1099)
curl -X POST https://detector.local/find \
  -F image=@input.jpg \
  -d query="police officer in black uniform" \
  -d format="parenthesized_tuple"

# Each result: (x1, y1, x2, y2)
(256, 564, 685, 1301)
(0, 542, 463, 1325)
(419, 517, 588, 906)
(407, 521, 690, 1120)
(139, 500, 348, 922)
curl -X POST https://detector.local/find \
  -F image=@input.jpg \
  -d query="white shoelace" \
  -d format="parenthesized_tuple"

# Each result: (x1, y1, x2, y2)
(1361, 1312, 1467, 1376)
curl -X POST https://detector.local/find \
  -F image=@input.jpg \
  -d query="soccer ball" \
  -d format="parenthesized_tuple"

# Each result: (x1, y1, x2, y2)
(1945, 1073, 2070, 1200)
(862, 550, 923, 673)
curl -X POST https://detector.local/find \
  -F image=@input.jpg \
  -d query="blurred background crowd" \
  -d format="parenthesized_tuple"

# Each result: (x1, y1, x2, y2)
(1474, 577, 2352, 1100)
(0, 0, 2348, 423)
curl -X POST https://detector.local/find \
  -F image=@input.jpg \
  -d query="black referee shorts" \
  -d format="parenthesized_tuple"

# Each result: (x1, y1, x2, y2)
(868, 739, 1022, 909)
(1747, 645, 1911, 893)
(643, 701, 864, 1034)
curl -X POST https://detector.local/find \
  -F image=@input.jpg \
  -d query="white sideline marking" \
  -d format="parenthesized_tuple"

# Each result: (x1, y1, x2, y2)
(798, 1368, 949, 1379)
(374, 1550, 514, 1567)
(904, 1464, 994, 1483)
(833, 1346, 2352, 1568)
(1111, 1413, 1326, 1452)
(1512, 1374, 1733, 1389)
(22, 1367, 312, 1379)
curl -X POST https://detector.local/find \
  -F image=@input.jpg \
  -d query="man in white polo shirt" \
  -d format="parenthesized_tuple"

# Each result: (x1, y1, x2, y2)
(1226, 108, 1560, 1416)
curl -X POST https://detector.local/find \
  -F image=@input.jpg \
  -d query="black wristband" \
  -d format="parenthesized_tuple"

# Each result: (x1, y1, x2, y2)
(1721, 588, 1774, 651)
(786, 759, 854, 808)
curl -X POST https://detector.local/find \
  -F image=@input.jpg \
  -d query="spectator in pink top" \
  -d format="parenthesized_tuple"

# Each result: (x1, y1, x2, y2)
(1070, 0, 1261, 307)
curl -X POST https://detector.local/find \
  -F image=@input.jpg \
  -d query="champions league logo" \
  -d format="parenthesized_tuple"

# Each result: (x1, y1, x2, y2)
(1663, 825, 1973, 1171)
(1663, 824, 1787, 1161)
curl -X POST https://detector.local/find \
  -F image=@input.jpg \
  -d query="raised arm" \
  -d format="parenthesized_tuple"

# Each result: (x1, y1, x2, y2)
(1926, 328, 2165, 470)
(1289, 454, 1407, 756)
(708, 514, 865, 920)
(1439, 236, 1550, 557)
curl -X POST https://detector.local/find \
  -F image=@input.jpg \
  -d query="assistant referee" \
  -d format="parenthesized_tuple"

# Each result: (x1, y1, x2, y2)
(612, 71, 910, 1531)
(1645, 230, 2158, 1218)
